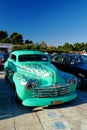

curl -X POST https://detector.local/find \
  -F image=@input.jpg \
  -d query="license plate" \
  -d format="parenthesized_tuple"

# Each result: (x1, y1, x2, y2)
(51, 100, 62, 105)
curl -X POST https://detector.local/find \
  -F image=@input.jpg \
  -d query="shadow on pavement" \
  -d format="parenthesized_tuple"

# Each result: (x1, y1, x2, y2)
(0, 75, 33, 120)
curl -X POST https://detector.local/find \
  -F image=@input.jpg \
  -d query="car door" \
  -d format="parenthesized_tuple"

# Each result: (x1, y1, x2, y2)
(7, 54, 17, 81)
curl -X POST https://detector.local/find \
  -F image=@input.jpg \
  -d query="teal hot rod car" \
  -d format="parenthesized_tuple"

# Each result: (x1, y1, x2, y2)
(4, 50, 77, 106)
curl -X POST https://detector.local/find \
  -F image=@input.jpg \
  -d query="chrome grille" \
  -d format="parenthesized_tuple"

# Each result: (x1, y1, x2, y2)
(33, 84, 70, 98)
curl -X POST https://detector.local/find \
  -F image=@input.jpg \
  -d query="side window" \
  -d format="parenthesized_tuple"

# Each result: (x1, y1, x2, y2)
(55, 56, 60, 61)
(11, 54, 16, 62)
(69, 56, 75, 64)
(62, 56, 67, 63)
(55, 55, 67, 63)
(55, 55, 63, 62)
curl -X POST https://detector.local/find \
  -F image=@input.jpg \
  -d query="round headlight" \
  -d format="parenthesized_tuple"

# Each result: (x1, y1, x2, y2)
(25, 81, 36, 90)
(68, 78, 77, 85)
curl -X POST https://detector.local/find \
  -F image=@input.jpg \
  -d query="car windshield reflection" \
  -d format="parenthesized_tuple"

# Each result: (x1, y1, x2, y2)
(18, 54, 49, 62)
(69, 55, 87, 64)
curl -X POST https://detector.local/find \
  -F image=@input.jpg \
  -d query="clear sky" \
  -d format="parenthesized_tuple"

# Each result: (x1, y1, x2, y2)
(0, 0, 87, 46)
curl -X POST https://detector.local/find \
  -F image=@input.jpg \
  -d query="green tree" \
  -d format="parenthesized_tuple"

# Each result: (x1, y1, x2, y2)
(1, 38, 11, 43)
(47, 45, 56, 54)
(10, 32, 23, 44)
(63, 43, 73, 53)
(35, 43, 40, 50)
(73, 42, 82, 52)
(39, 41, 47, 52)
(84, 43, 87, 52)
(0, 31, 8, 42)
(57, 45, 64, 53)
(25, 39, 33, 44)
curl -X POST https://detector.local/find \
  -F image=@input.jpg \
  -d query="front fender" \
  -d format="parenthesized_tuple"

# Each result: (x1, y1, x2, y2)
(13, 72, 29, 100)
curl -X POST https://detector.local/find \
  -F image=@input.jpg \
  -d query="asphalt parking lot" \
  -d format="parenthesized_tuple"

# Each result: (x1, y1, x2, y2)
(0, 72, 87, 130)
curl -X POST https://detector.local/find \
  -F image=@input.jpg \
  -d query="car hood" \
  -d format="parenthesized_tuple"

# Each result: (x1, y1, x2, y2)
(20, 62, 58, 78)
(19, 62, 76, 85)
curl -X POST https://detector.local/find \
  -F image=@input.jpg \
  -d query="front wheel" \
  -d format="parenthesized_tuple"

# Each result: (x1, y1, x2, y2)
(77, 77, 85, 90)
(15, 92, 22, 104)
(5, 74, 8, 80)
(77, 77, 82, 89)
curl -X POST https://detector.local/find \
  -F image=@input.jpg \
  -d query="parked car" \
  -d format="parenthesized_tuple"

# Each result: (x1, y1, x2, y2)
(2, 53, 9, 62)
(0, 52, 9, 70)
(4, 50, 77, 107)
(51, 53, 87, 89)
(0, 53, 5, 70)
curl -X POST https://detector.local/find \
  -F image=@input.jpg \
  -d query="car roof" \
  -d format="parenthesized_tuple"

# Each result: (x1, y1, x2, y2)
(11, 50, 47, 56)
(55, 53, 81, 56)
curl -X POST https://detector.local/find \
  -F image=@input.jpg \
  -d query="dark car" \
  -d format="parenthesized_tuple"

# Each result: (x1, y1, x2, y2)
(51, 53, 87, 89)
(0, 53, 9, 70)
(0, 53, 4, 70)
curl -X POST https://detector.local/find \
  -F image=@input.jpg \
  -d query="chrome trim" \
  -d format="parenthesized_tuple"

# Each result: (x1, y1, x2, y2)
(33, 84, 70, 98)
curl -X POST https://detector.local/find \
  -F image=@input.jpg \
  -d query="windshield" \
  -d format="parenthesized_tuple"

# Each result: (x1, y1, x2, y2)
(69, 55, 87, 64)
(18, 54, 49, 62)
